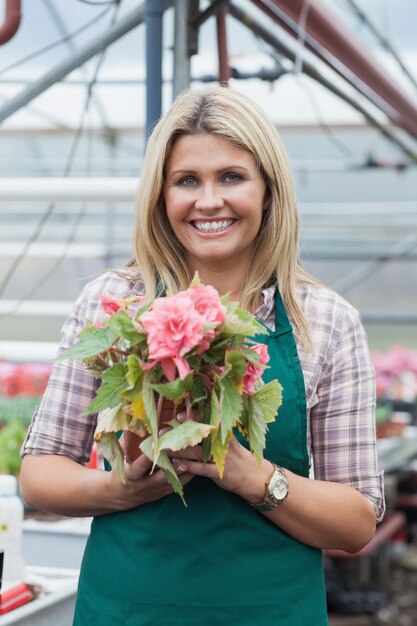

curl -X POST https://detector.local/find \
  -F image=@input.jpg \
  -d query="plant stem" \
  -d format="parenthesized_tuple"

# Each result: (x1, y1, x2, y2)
(185, 395, 192, 421)
(196, 371, 213, 390)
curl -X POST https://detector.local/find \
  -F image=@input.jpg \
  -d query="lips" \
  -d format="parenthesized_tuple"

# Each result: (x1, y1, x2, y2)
(191, 219, 235, 233)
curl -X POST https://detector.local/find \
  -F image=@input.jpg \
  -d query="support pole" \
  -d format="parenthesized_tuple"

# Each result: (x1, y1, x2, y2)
(145, 0, 165, 137)
(0, 0, 21, 45)
(216, 5, 231, 85)
(254, 0, 417, 140)
(228, 2, 417, 163)
(173, 0, 191, 98)
(0, 2, 147, 125)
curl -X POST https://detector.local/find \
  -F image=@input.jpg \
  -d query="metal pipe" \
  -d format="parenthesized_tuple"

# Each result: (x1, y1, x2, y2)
(228, 2, 417, 163)
(344, 0, 417, 95)
(194, 0, 228, 28)
(41, 0, 112, 132)
(0, 0, 21, 45)
(145, 0, 165, 137)
(216, 5, 232, 85)
(0, 177, 137, 201)
(250, 0, 400, 126)
(173, 0, 191, 98)
(331, 232, 417, 294)
(0, 2, 148, 125)
(260, 0, 417, 140)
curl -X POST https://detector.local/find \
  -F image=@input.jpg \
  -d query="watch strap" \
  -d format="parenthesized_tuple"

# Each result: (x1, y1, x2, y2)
(250, 463, 287, 511)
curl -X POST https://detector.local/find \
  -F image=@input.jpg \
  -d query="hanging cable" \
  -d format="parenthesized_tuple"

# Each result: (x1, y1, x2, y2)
(343, 0, 417, 94)
(293, 0, 311, 76)
(0, 6, 112, 77)
(293, 74, 355, 158)
(0, 3, 121, 309)
(331, 232, 417, 295)
(76, 0, 121, 6)
(42, 0, 113, 137)
(253, 36, 356, 159)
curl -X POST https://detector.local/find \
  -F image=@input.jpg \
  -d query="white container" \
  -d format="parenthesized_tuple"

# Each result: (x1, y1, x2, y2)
(0, 474, 26, 584)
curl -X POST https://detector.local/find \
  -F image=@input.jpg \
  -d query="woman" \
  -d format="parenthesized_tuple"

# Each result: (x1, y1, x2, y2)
(20, 87, 384, 625)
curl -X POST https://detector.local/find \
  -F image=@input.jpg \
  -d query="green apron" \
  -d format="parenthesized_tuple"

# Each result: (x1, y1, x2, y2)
(73, 289, 328, 625)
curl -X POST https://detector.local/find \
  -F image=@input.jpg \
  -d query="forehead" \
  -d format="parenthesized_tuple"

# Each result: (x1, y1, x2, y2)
(165, 133, 257, 171)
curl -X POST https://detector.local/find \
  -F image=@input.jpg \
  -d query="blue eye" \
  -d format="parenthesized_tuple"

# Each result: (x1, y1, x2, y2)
(224, 173, 242, 183)
(178, 176, 198, 187)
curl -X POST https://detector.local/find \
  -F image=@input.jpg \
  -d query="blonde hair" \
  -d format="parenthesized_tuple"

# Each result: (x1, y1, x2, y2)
(126, 86, 319, 348)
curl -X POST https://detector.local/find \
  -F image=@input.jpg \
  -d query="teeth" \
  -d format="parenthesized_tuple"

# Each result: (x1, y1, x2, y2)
(193, 219, 234, 233)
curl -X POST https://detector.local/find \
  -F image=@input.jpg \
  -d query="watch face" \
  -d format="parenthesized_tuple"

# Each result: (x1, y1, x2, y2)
(271, 476, 288, 501)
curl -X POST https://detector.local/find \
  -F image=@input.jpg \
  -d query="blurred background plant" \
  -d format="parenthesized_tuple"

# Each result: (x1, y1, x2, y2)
(0, 363, 51, 475)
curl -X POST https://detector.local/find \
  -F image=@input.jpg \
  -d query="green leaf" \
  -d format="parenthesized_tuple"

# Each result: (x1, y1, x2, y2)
(107, 309, 142, 346)
(56, 326, 118, 361)
(210, 427, 231, 478)
(223, 349, 248, 378)
(251, 380, 282, 423)
(240, 345, 265, 364)
(139, 442, 186, 505)
(219, 377, 242, 443)
(220, 307, 267, 338)
(150, 375, 192, 400)
(142, 374, 158, 440)
(210, 388, 221, 428)
(248, 380, 282, 464)
(200, 336, 231, 364)
(125, 354, 144, 389)
(238, 396, 250, 438)
(95, 404, 128, 434)
(157, 420, 213, 454)
(247, 402, 268, 466)
(220, 296, 238, 314)
(94, 403, 146, 438)
(190, 375, 207, 406)
(190, 271, 202, 287)
(82, 363, 129, 415)
(97, 432, 125, 483)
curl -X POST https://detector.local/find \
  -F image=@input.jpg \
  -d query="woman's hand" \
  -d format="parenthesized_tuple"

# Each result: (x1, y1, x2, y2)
(168, 410, 271, 504)
(110, 449, 194, 510)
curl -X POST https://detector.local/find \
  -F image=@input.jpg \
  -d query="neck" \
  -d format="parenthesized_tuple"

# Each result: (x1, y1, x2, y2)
(187, 260, 247, 301)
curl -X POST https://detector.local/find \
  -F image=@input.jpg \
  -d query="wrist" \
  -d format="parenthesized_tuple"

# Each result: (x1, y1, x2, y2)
(240, 459, 275, 505)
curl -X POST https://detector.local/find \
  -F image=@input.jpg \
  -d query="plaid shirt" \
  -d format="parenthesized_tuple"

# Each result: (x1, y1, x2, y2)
(22, 271, 385, 521)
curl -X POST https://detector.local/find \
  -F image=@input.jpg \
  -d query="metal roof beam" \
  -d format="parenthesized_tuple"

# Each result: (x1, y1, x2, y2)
(229, 2, 417, 163)
(0, 2, 150, 125)
(256, 0, 417, 140)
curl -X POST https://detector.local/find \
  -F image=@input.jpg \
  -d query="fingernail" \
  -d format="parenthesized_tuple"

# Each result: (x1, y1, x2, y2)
(158, 427, 169, 436)
(176, 411, 186, 423)
(172, 458, 187, 473)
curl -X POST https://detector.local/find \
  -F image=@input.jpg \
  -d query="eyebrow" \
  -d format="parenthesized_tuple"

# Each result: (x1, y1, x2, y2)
(167, 165, 250, 177)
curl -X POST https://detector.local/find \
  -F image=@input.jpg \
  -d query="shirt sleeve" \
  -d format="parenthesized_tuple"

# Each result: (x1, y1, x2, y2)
(21, 272, 142, 464)
(310, 300, 385, 522)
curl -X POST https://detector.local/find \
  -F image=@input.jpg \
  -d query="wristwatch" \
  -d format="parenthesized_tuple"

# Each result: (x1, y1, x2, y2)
(251, 464, 289, 511)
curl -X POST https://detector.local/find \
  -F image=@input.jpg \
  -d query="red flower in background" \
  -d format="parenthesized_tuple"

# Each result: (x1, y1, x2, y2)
(0, 363, 52, 397)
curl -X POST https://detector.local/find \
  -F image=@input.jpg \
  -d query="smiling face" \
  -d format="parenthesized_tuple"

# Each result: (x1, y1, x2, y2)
(164, 133, 267, 279)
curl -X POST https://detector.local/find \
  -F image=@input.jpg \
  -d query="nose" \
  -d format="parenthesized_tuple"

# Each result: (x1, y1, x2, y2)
(194, 183, 224, 211)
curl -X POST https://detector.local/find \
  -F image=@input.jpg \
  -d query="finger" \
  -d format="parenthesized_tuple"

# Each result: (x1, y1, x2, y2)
(173, 459, 219, 480)
(175, 407, 201, 424)
(159, 397, 177, 424)
(124, 451, 153, 481)
(120, 431, 143, 464)
(169, 447, 205, 462)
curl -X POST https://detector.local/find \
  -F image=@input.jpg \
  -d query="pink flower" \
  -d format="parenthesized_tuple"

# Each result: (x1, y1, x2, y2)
(99, 294, 123, 316)
(141, 294, 205, 381)
(242, 343, 270, 394)
(184, 285, 226, 329)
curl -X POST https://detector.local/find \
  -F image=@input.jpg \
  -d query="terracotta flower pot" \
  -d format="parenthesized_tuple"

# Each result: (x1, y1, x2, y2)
(120, 397, 178, 463)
